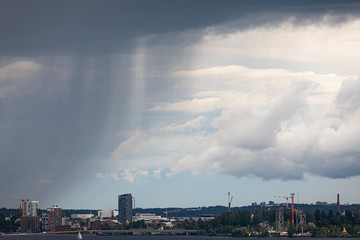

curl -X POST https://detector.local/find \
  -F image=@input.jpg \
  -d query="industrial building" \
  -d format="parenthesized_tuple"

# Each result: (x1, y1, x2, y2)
(118, 193, 133, 223)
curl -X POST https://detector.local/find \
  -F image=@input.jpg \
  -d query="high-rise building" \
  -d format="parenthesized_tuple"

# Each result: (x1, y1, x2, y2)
(47, 206, 62, 232)
(25, 201, 39, 217)
(118, 193, 133, 223)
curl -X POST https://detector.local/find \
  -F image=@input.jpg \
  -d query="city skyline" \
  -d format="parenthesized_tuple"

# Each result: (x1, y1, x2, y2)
(6, 192, 356, 211)
(1, 0, 360, 209)
(4, 189, 358, 211)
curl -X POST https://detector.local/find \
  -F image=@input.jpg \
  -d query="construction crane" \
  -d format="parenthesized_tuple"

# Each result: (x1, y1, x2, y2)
(10, 198, 29, 216)
(228, 192, 233, 213)
(261, 204, 273, 211)
(274, 195, 290, 208)
(164, 209, 180, 219)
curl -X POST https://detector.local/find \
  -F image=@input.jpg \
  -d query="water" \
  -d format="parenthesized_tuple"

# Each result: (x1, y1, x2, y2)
(1, 236, 360, 240)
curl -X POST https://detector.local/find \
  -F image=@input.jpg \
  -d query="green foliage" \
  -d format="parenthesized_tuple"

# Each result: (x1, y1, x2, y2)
(316, 227, 330, 237)
(307, 222, 317, 234)
(288, 222, 296, 236)
(0, 213, 5, 230)
(252, 210, 263, 225)
(231, 226, 248, 236)
(187, 208, 360, 236)
(129, 220, 147, 229)
(0, 210, 20, 232)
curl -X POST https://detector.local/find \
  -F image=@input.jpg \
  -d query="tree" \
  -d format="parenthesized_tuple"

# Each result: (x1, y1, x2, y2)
(307, 222, 317, 235)
(327, 225, 339, 237)
(239, 210, 251, 226)
(354, 225, 360, 235)
(345, 210, 354, 224)
(288, 222, 296, 236)
(0, 213, 5, 231)
(317, 227, 330, 237)
(315, 209, 321, 221)
(326, 210, 334, 220)
(232, 226, 248, 236)
(252, 210, 263, 225)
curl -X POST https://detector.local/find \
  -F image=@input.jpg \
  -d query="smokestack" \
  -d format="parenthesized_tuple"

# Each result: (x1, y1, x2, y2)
(337, 194, 340, 213)
(228, 192, 231, 213)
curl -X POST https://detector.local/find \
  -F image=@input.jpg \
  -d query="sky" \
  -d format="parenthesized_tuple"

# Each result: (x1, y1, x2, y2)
(1, 0, 360, 210)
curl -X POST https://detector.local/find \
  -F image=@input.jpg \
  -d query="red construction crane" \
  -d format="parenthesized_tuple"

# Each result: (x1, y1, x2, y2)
(10, 198, 29, 216)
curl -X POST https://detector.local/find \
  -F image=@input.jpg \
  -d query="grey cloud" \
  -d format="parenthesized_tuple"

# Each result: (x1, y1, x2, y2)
(2, 0, 360, 207)
(306, 152, 360, 179)
(0, 55, 134, 206)
(1, 0, 360, 57)
(334, 77, 360, 115)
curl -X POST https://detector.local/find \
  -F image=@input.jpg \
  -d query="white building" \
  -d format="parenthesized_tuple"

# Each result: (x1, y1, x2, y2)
(25, 201, 39, 217)
(62, 217, 70, 226)
(71, 214, 94, 219)
(98, 209, 115, 219)
(132, 213, 161, 222)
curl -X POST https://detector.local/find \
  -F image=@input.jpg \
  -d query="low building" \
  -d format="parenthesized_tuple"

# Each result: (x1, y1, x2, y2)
(62, 217, 70, 226)
(132, 213, 161, 222)
(55, 225, 71, 232)
(89, 220, 102, 230)
(98, 210, 115, 219)
(71, 214, 94, 219)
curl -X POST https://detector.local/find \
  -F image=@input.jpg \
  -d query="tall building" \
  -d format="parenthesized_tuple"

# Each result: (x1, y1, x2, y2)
(47, 206, 62, 232)
(118, 193, 133, 223)
(25, 201, 39, 217)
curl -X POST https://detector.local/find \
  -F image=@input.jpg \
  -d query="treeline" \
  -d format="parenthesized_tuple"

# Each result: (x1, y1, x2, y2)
(308, 209, 360, 237)
(0, 210, 20, 232)
(134, 204, 360, 218)
(175, 209, 360, 237)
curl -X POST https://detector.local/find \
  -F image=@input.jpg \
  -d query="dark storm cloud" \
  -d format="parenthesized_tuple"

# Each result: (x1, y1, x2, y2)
(1, 0, 360, 208)
(0, 54, 139, 207)
(1, 0, 360, 56)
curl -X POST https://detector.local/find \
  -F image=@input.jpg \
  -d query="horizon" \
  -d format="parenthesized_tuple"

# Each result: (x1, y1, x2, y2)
(3, 193, 357, 211)
(1, 0, 360, 210)
(3, 201, 359, 211)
